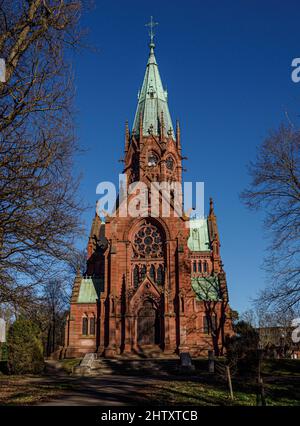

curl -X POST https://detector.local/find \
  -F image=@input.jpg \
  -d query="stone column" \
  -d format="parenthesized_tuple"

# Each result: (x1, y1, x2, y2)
(177, 236, 189, 354)
(123, 313, 132, 353)
(104, 294, 117, 357)
(97, 297, 106, 355)
(115, 297, 122, 355)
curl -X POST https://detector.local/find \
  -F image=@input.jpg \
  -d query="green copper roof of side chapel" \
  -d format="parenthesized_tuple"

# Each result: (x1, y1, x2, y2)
(132, 38, 174, 136)
(77, 277, 104, 303)
(187, 218, 211, 252)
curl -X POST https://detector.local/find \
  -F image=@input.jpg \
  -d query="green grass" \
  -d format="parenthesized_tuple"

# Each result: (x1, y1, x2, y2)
(144, 380, 255, 406)
(59, 358, 81, 374)
(0, 375, 74, 405)
(262, 359, 300, 376)
(142, 359, 300, 406)
(0, 358, 299, 406)
(144, 376, 300, 406)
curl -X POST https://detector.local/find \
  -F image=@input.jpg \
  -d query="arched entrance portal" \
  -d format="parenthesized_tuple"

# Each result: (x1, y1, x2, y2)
(137, 300, 160, 346)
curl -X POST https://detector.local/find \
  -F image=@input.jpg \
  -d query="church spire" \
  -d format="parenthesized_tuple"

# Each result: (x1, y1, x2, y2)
(132, 17, 174, 137)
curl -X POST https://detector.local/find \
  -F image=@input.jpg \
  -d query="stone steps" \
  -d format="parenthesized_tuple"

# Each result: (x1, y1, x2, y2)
(73, 357, 181, 377)
(72, 351, 209, 377)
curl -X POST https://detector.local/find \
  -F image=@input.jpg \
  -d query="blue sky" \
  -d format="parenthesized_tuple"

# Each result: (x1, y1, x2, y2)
(71, 0, 300, 314)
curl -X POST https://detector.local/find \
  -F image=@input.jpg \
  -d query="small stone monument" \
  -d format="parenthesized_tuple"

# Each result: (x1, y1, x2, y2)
(0, 58, 6, 83)
(180, 352, 195, 371)
(0, 318, 6, 343)
(80, 352, 97, 368)
(208, 350, 215, 373)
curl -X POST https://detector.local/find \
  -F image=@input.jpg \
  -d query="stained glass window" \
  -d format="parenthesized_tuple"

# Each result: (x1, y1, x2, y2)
(89, 316, 95, 335)
(166, 156, 174, 170)
(132, 221, 165, 288)
(157, 264, 164, 285)
(133, 265, 139, 288)
(150, 264, 156, 281)
(82, 317, 88, 336)
(133, 221, 164, 258)
(132, 153, 139, 182)
(141, 265, 147, 280)
(148, 153, 158, 167)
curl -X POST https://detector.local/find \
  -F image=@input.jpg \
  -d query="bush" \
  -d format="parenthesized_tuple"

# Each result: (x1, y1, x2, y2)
(0, 343, 8, 373)
(7, 318, 44, 374)
(225, 321, 260, 374)
(0, 342, 8, 361)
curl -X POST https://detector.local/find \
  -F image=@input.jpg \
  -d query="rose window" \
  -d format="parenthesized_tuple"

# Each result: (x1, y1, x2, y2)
(133, 222, 164, 258)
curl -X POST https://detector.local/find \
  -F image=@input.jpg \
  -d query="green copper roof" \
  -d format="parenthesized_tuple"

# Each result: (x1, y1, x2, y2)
(187, 218, 210, 252)
(132, 43, 174, 136)
(191, 275, 221, 301)
(77, 278, 104, 303)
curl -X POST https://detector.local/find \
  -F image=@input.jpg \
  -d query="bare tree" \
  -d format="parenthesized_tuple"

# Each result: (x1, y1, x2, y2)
(41, 279, 68, 356)
(13, 278, 69, 356)
(241, 125, 300, 311)
(242, 306, 298, 329)
(68, 248, 87, 276)
(240, 309, 257, 327)
(0, 1, 89, 308)
(192, 273, 230, 355)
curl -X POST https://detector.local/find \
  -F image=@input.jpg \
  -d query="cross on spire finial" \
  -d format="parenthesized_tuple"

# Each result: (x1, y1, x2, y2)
(145, 16, 158, 45)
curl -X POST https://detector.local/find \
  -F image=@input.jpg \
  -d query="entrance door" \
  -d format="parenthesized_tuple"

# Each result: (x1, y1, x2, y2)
(137, 300, 159, 345)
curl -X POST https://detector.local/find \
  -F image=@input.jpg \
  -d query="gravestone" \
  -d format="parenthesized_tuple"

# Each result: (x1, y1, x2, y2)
(208, 350, 215, 373)
(0, 58, 5, 83)
(0, 318, 6, 343)
(80, 352, 97, 368)
(180, 352, 195, 370)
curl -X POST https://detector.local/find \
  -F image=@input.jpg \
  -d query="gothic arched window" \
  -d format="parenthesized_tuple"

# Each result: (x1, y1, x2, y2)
(133, 220, 164, 259)
(89, 316, 95, 335)
(150, 264, 156, 282)
(141, 265, 147, 281)
(133, 265, 139, 288)
(131, 153, 139, 182)
(198, 261, 202, 273)
(157, 264, 164, 285)
(82, 316, 88, 336)
(132, 220, 165, 289)
(193, 261, 197, 273)
(166, 156, 174, 170)
(204, 261, 208, 273)
(148, 152, 158, 167)
(203, 314, 217, 334)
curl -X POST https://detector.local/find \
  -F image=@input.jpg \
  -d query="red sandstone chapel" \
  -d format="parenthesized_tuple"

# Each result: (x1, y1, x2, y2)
(64, 25, 233, 358)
